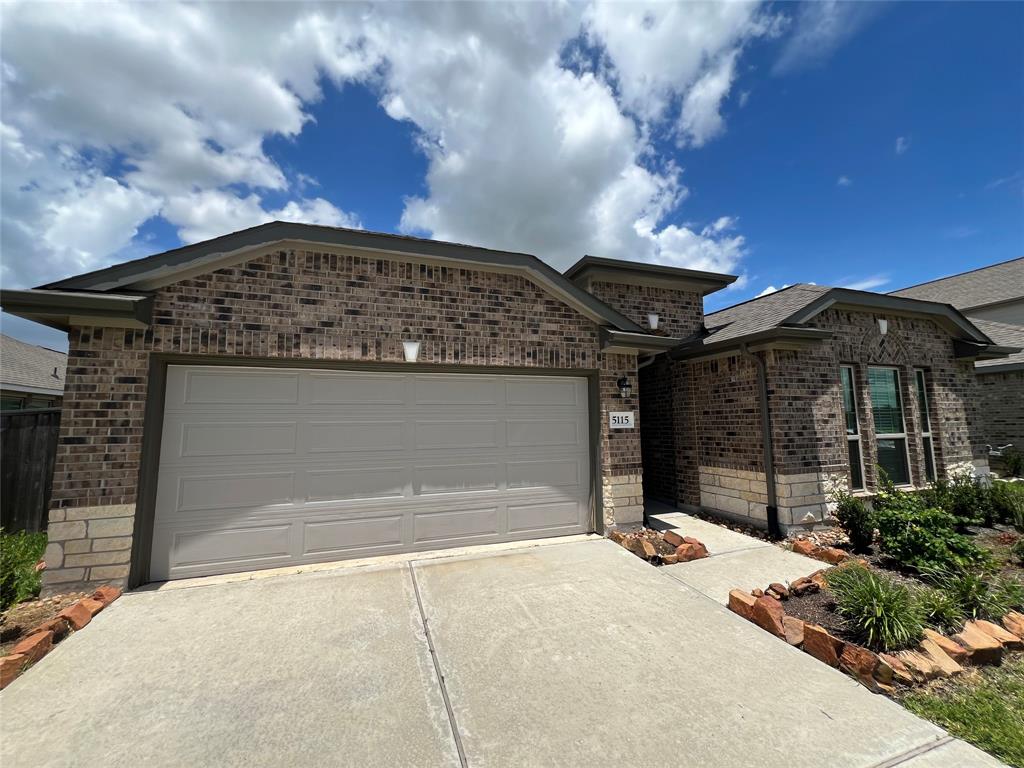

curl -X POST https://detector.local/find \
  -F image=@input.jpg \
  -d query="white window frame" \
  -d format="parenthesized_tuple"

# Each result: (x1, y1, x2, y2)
(915, 368, 938, 483)
(840, 365, 865, 490)
(868, 365, 914, 487)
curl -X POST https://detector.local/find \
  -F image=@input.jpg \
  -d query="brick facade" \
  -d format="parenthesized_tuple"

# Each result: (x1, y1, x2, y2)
(977, 369, 1024, 460)
(43, 248, 643, 592)
(585, 282, 703, 338)
(640, 307, 988, 530)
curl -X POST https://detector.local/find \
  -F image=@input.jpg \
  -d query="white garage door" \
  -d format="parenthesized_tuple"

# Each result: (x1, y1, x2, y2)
(150, 366, 592, 580)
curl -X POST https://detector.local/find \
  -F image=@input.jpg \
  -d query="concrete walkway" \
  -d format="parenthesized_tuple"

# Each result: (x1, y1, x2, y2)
(0, 539, 1002, 767)
(648, 505, 828, 604)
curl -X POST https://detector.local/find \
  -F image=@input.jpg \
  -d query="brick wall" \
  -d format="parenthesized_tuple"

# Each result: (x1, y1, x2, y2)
(977, 370, 1024, 460)
(43, 248, 643, 592)
(646, 306, 988, 530)
(586, 282, 704, 338)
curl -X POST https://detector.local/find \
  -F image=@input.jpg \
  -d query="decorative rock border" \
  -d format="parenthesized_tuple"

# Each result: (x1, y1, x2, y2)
(0, 586, 122, 689)
(791, 538, 860, 565)
(728, 576, 1024, 692)
(609, 528, 709, 565)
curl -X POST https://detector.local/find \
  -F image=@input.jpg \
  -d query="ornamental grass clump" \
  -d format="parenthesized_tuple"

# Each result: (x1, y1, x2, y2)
(914, 585, 965, 634)
(826, 562, 925, 652)
(922, 566, 1024, 623)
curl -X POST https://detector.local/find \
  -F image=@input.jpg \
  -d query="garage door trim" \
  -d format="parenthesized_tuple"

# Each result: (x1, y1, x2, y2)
(130, 355, 603, 586)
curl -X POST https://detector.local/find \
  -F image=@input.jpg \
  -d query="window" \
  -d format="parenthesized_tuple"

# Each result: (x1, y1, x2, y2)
(868, 367, 911, 485)
(915, 369, 936, 482)
(840, 366, 864, 490)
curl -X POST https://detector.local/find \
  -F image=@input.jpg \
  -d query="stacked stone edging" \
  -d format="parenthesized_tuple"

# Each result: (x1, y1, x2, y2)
(0, 586, 122, 689)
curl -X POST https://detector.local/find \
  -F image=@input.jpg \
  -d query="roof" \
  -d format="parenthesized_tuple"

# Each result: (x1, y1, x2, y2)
(703, 284, 831, 343)
(671, 283, 1012, 360)
(4, 221, 659, 339)
(972, 319, 1024, 372)
(563, 255, 737, 296)
(0, 334, 66, 395)
(890, 257, 1024, 311)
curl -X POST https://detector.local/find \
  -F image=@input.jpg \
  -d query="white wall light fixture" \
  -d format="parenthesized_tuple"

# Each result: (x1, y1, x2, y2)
(878, 318, 888, 336)
(402, 340, 421, 362)
(647, 313, 660, 330)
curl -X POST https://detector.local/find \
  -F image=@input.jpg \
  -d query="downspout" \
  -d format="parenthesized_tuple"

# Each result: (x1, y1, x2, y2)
(740, 343, 782, 540)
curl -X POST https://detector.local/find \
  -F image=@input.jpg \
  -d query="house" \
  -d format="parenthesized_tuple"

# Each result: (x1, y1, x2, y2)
(0, 334, 66, 411)
(892, 257, 1024, 457)
(0, 223, 1014, 592)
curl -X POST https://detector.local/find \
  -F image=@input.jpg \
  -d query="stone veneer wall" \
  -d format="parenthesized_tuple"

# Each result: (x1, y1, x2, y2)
(976, 370, 1024, 458)
(43, 249, 644, 593)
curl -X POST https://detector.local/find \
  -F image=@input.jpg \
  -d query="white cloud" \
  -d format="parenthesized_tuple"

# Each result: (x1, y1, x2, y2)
(774, 1, 881, 74)
(756, 283, 791, 297)
(895, 136, 911, 155)
(837, 175, 852, 187)
(1, 1, 768, 291)
(841, 274, 890, 291)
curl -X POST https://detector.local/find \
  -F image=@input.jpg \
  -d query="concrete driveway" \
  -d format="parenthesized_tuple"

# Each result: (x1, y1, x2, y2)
(0, 539, 1001, 767)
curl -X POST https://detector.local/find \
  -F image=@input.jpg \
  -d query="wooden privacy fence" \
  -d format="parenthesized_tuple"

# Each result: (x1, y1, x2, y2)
(1, 408, 61, 533)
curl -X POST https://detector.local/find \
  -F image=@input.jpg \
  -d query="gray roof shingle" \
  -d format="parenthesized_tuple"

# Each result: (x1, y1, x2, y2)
(971, 319, 1024, 369)
(890, 257, 1024, 310)
(0, 334, 66, 394)
(703, 284, 831, 343)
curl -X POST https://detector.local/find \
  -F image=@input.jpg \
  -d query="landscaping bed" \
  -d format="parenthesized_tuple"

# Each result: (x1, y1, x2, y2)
(1, 592, 88, 656)
(608, 527, 709, 565)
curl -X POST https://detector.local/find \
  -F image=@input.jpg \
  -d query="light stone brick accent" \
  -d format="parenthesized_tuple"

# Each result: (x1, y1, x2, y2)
(698, 465, 830, 531)
(41, 504, 137, 595)
(603, 474, 644, 526)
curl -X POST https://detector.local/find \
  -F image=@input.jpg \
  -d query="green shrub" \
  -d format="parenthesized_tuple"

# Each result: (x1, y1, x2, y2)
(826, 562, 925, 651)
(914, 586, 965, 633)
(873, 488, 989, 572)
(0, 530, 47, 611)
(1001, 448, 1024, 479)
(920, 473, 992, 529)
(990, 481, 1024, 531)
(922, 566, 1024, 622)
(831, 487, 874, 552)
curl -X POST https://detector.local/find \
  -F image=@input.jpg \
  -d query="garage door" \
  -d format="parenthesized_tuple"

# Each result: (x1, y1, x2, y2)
(150, 366, 592, 580)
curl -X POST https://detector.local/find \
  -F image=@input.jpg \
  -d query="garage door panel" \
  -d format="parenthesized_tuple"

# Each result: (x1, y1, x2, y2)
(307, 421, 406, 453)
(176, 368, 300, 406)
(507, 500, 584, 533)
(506, 419, 581, 448)
(413, 463, 499, 495)
(167, 524, 293, 569)
(153, 366, 591, 580)
(174, 421, 298, 458)
(507, 459, 582, 489)
(303, 516, 404, 556)
(413, 507, 500, 544)
(414, 420, 500, 450)
(306, 466, 406, 502)
(306, 372, 407, 404)
(174, 471, 295, 512)
(505, 377, 582, 407)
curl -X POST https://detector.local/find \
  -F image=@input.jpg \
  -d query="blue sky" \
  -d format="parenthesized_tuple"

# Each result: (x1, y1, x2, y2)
(1, 1, 1021, 348)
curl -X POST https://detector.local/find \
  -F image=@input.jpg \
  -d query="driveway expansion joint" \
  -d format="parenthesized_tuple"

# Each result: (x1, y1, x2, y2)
(409, 562, 469, 768)
(865, 735, 955, 767)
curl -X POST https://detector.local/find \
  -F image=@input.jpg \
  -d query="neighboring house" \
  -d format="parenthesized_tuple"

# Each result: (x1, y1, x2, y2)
(0, 334, 66, 410)
(1, 223, 1014, 593)
(892, 257, 1024, 456)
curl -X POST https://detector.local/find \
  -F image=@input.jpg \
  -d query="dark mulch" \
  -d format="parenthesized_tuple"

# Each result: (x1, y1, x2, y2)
(778, 587, 858, 643)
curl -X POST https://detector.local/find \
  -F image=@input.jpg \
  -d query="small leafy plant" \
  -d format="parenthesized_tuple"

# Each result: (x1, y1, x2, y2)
(1012, 538, 1024, 567)
(830, 486, 874, 553)
(0, 530, 47, 611)
(1000, 448, 1024, 479)
(920, 472, 992, 529)
(989, 481, 1024, 530)
(826, 562, 925, 651)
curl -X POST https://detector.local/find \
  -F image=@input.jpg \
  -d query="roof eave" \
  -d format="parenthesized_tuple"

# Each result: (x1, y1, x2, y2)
(1, 289, 153, 331)
(668, 327, 833, 361)
(599, 328, 685, 354)
(564, 255, 738, 296)
(954, 340, 1023, 361)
